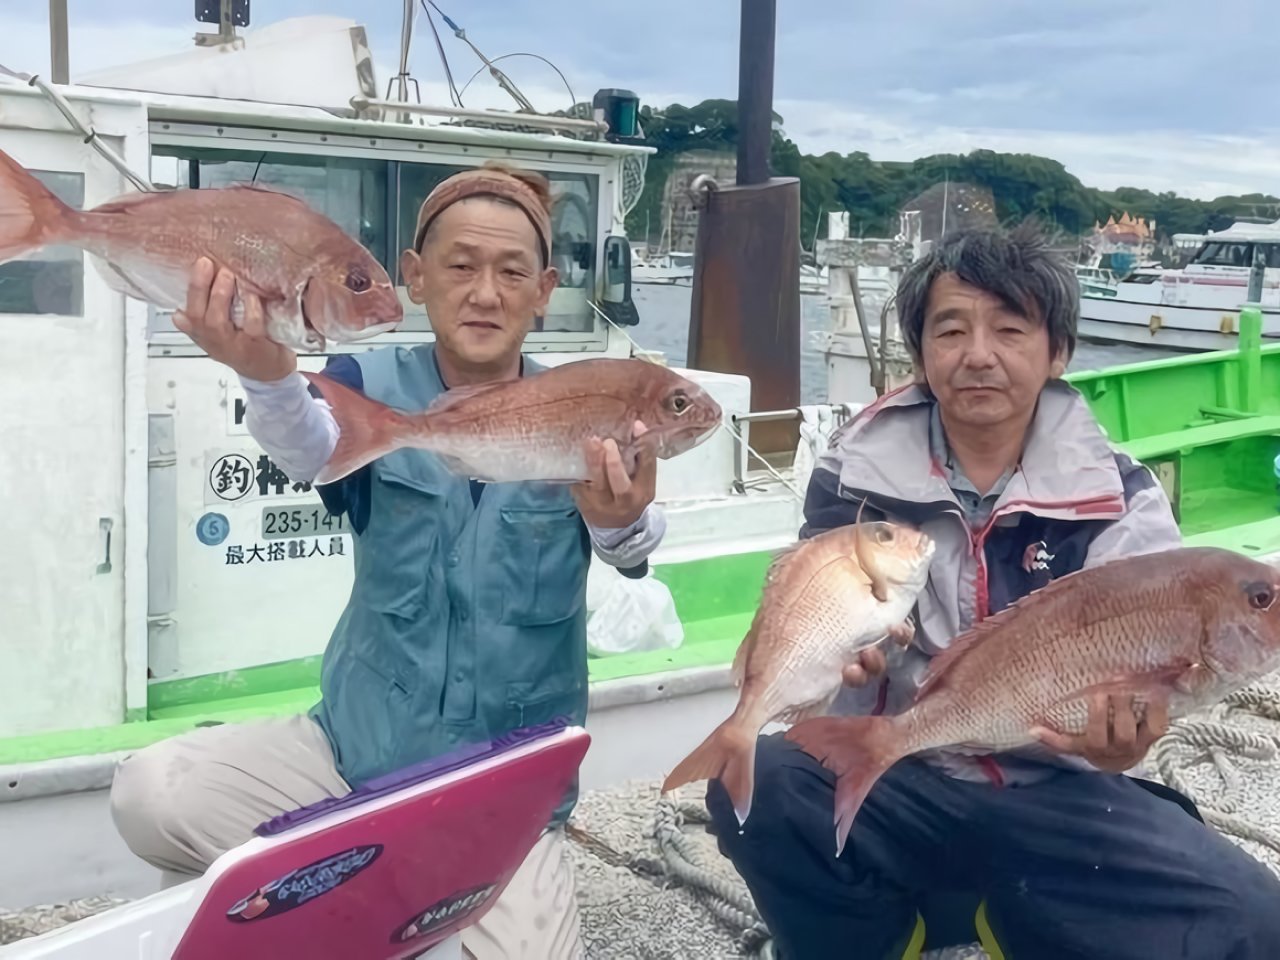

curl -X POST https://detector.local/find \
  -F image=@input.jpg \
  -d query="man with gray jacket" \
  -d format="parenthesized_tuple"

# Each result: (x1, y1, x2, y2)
(707, 223, 1280, 959)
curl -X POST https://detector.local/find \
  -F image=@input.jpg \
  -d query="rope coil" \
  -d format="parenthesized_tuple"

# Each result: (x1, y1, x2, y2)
(1152, 682, 1280, 856)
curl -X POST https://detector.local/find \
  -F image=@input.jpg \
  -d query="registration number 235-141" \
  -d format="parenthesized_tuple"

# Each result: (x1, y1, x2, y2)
(261, 504, 349, 540)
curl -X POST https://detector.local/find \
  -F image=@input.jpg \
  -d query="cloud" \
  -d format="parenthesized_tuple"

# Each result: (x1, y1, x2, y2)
(778, 96, 1280, 200)
(4, 3, 1280, 201)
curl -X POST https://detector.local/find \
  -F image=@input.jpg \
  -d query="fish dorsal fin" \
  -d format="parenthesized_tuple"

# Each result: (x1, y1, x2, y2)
(93, 184, 307, 215)
(92, 191, 161, 215)
(763, 523, 866, 580)
(730, 538, 817, 687)
(763, 537, 810, 586)
(731, 635, 749, 687)
(222, 183, 306, 200)
(425, 379, 516, 415)
(915, 565, 1092, 700)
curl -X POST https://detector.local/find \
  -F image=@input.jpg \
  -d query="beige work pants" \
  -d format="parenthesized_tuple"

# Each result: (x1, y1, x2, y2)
(108, 715, 583, 960)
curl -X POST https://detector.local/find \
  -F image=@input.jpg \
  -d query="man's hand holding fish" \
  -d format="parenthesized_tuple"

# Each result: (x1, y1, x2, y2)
(571, 423, 659, 529)
(107, 162, 722, 960)
(173, 257, 296, 383)
(693, 222, 1280, 960)
(1032, 690, 1172, 774)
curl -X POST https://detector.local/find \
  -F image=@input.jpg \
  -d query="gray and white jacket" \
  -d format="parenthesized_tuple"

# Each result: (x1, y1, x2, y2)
(805, 379, 1184, 786)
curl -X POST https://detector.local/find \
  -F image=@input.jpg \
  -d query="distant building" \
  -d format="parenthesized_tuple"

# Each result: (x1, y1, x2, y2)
(901, 181, 998, 243)
(1091, 211, 1156, 247)
(1082, 212, 1157, 273)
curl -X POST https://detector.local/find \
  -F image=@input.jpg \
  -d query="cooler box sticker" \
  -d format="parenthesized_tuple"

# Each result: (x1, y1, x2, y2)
(226, 845, 383, 923)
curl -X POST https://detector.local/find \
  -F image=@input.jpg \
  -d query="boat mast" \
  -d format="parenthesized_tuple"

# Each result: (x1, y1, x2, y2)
(48, 0, 68, 83)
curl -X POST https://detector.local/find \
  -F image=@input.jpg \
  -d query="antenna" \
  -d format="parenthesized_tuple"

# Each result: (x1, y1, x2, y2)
(422, 0, 536, 113)
(194, 0, 249, 47)
(48, 0, 69, 83)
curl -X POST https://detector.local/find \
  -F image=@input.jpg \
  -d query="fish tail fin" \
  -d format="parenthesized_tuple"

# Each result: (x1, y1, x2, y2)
(662, 716, 758, 825)
(0, 148, 73, 261)
(785, 715, 900, 857)
(302, 371, 416, 484)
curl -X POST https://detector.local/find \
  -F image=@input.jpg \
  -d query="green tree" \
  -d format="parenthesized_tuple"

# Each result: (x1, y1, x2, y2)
(621, 98, 1279, 245)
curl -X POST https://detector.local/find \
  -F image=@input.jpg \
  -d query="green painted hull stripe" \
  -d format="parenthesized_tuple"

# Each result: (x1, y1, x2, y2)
(0, 550, 773, 766)
(9, 332, 1280, 768)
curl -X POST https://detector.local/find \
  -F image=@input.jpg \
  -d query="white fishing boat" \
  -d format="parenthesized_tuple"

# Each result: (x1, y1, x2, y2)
(0, 4, 828, 940)
(1078, 219, 1280, 351)
(633, 251, 826, 295)
(5, 5, 1280, 959)
(631, 249, 695, 285)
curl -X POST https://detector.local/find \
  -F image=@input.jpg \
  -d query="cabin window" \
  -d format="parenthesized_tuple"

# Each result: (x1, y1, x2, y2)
(1192, 241, 1253, 267)
(0, 170, 84, 317)
(151, 148, 390, 263)
(148, 146, 599, 338)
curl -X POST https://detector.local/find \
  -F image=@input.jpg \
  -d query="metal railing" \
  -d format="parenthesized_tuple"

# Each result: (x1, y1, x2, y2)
(349, 96, 607, 137)
(727, 403, 860, 494)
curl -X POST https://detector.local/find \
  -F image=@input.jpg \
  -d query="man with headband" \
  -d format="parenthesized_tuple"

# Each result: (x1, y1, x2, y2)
(109, 163, 664, 958)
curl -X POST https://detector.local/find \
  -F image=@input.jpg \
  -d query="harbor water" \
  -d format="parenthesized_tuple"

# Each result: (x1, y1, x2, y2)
(633, 285, 1180, 402)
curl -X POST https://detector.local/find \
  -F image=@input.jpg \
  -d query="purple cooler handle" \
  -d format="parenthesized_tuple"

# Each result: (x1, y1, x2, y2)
(254, 716, 574, 837)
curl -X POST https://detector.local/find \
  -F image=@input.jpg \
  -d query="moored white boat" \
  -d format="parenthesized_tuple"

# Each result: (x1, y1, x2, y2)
(1079, 219, 1280, 350)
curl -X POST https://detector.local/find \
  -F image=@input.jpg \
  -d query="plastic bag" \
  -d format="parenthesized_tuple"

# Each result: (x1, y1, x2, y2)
(585, 560, 684, 657)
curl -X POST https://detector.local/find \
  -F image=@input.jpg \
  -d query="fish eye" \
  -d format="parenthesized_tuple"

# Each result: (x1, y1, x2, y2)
(669, 392, 690, 416)
(1246, 581, 1275, 610)
(345, 266, 371, 293)
(874, 525, 893, 544)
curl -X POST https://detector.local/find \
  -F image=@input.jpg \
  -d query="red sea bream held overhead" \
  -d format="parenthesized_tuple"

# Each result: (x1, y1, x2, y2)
(787, 546, 1280, 855)
(302, 357, 724, 485)
(661, 516, 934, 825)
(0, 147, 402, 351)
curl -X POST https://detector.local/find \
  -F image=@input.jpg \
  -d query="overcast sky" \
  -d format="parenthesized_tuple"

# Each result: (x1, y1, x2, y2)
(3, 1, 1276, 199)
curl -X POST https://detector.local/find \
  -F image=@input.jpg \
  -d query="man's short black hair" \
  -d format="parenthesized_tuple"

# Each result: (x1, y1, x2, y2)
(894, 219, 1079, 366)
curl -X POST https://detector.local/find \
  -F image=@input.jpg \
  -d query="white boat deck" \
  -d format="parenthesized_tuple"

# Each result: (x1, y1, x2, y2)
(5, 679, 1280, 959)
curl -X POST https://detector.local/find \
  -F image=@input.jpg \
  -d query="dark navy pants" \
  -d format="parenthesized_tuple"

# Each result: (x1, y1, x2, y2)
(706, 733, 1280, 960)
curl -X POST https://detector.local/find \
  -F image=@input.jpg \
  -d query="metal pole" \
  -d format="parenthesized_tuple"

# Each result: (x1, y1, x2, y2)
(1248, 245, 1266, 304)
(396, 0, 414, 102)
(218, 0, 236, 44)
(736, 0, 775, 186)
(48, 0, 69, 84)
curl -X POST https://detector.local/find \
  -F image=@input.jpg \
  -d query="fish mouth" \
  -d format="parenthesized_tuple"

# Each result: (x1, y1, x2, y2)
(653, 420, 722, 459)
(326, 319, 400, 343)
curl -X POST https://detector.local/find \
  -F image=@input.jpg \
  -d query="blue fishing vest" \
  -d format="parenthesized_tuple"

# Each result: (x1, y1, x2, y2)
(309, 344, 590, 824)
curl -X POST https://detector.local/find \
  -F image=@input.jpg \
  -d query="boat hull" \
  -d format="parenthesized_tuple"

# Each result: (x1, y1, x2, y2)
(1079, 294, 1280, 351)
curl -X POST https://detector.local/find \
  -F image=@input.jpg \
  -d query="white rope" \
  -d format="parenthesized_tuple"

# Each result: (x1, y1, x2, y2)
(1153, 683, 1280, 856)
(604, 686, 1280, 958)
(652, 798, 771, 952)
(0, 65, 154, 193)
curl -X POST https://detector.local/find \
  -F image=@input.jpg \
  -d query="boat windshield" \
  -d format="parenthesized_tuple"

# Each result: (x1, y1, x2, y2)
(1188, 240, 1280, 269)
